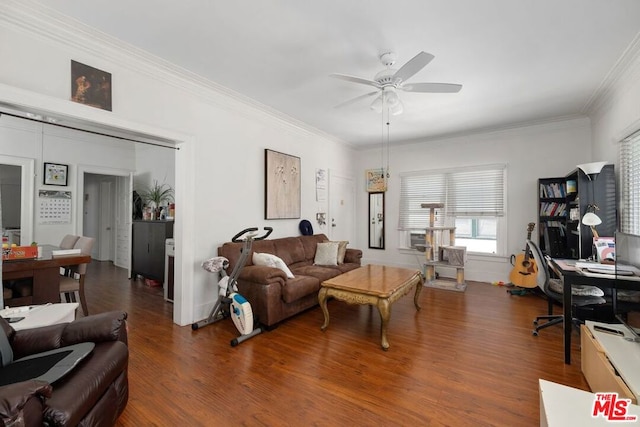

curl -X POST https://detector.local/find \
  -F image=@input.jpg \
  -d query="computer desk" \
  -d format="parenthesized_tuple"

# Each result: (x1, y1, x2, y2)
(548, 258, 640, 364)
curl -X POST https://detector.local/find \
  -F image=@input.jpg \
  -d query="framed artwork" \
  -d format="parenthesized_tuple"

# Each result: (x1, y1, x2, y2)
(265, 149, 301, 219)
(43, 162, 68, 186)
(366, 168, 387, 192)
(71, 60, 112, 111)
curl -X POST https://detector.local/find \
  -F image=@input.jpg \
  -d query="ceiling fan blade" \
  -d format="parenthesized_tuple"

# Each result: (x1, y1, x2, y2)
(401, 82, 462, 93)
(334, 91, 380, 108)
(330, 73, 381, 88)
(393, 52, 434, 83)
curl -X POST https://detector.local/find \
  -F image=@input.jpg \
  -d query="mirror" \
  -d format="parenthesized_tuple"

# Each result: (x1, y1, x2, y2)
(369, 192, 385, 249)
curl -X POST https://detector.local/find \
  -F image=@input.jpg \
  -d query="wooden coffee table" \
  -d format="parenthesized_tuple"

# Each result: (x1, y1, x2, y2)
(318, 264, 423, 350)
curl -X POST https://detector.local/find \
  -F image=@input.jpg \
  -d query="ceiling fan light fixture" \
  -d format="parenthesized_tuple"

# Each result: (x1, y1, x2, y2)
(384, 87, 400, 107)
(370, 95, 383, 113)
(390, 101, 403, 116)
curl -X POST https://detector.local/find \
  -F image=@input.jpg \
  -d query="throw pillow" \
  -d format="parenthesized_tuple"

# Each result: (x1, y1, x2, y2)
(314, 242, 339, 266)
(548, 279, 605, 297)
(325, 240, 349, 264)
(252, 252, 294, 278)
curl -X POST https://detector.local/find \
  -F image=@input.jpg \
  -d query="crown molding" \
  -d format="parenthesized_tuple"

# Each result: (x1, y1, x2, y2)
(582, 31, 640, 115)
(0, 0, 346, 146)
(358, 114, 589, 151)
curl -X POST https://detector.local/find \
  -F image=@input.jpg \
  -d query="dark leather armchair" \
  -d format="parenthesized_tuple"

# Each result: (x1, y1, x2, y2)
(0, 311, 129, 426)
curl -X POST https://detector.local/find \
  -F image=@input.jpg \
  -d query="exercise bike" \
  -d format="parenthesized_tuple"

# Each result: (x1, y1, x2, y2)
(192, 227, 273, 347)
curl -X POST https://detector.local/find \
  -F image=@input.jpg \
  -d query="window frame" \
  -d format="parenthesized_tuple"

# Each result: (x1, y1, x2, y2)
(398, 164, 507, 256)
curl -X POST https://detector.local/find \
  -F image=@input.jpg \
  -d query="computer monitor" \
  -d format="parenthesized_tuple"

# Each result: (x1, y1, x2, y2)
(614, 231, 640, 342)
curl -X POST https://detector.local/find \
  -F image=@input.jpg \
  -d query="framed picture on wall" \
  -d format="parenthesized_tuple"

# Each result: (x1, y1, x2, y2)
(43, 162, 68, 186)
(265, 149, 301, 219)
(70, 60, 112, 111)
(366, 168, 387, 192)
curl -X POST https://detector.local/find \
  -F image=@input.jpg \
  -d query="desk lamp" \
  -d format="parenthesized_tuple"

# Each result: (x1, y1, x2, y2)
(577, 161, 607, 260)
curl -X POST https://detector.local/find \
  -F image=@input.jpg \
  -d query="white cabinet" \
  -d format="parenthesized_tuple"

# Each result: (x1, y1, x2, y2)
(582, 321, 640, 403)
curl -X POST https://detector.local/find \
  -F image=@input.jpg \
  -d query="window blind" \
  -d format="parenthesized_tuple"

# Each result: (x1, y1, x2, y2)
(619, 132, 640, 234)
(399, 173, 446, 229)
(399, 165, 505, 230)
(448, 168, 505, 216)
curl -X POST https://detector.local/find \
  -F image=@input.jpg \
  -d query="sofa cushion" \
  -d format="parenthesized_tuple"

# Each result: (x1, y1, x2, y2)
(247, 240, 277, 265)
(273, 237, 306, 266)
(334, 263, 362, 274)
(291, 265, 342, 283)
(314, 242, 339, 266)
(281, 276, 320, 304)
(253, 252, 294, 278)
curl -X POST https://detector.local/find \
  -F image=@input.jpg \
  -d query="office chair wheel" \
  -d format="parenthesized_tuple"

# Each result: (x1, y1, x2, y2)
(532, 330, 539, 336)
(533, 320, 538, 326)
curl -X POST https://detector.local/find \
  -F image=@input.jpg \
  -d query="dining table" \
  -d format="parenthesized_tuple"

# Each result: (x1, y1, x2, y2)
(2, 245, 91, 307)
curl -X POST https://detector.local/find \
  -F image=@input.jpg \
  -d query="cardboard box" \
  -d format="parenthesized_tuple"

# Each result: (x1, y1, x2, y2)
(2, 245, 38, 261)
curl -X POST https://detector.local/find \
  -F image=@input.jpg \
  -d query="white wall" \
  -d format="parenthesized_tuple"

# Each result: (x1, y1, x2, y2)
(590, 41, 640, 165)
(355, 118, 592, 283)
(0, 4, 355, 325)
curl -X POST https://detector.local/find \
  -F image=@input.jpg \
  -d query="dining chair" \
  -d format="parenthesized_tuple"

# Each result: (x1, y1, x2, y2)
(59, 234, 80, 277)
(59, 234, 80, 250)
(59, 236, 95, 316)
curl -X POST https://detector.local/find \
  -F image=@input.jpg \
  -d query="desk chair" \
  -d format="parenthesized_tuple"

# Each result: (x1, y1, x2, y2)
(527, 239, 606, 336)
(59, 236, 94, 316)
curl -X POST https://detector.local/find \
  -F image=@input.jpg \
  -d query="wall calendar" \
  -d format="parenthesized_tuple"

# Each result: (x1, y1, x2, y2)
(38, 190, 72, 224)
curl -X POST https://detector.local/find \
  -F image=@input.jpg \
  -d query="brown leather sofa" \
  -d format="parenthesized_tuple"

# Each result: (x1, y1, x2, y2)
(218, 233, 362, 328)
(0, 311, 129, 426)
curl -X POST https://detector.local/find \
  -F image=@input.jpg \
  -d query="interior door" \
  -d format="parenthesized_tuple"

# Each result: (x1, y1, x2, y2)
(329, 171, 356, 244)
(98, 181, 113, 260)
(114, 173, 132, 273)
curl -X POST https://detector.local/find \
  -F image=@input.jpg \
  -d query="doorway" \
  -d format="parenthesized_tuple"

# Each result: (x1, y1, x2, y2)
(79, 168, 133, 274)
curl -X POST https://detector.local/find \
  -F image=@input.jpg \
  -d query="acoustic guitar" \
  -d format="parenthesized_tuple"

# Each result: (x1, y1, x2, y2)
(509, 222, 538, 288)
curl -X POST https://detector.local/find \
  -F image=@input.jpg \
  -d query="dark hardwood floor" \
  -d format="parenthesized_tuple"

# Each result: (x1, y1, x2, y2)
(83, 261, 588, 426)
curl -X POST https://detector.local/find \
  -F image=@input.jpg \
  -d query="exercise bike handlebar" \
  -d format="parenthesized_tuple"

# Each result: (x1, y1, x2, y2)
(231, 226, 273, 243)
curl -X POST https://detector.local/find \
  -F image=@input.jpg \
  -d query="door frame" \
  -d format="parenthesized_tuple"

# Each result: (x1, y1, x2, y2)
(328, 170, 356, 244)
(77, 165, 133, 264)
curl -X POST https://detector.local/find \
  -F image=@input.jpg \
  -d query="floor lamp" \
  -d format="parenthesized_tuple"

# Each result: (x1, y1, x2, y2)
(577, 161, 607, 260)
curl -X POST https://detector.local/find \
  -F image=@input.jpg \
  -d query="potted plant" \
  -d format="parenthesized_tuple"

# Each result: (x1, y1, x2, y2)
(138, 180, 174, 220)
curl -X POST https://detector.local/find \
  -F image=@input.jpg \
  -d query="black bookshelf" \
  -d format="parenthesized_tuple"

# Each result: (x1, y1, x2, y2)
(537, 165, 616, 259)
(538, 177, 569, 257)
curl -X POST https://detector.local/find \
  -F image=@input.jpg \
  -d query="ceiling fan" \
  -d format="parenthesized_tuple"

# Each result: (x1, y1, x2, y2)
(331, 51, 462, 115)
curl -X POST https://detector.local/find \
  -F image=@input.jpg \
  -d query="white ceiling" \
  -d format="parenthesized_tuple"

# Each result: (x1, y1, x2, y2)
(35, 0, 640, 148)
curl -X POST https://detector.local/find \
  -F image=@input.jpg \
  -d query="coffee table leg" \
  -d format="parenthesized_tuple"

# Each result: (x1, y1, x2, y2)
(377, 298, 391, 350)
(319, 287, 330, 331)
(414, 280, 422, 311)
